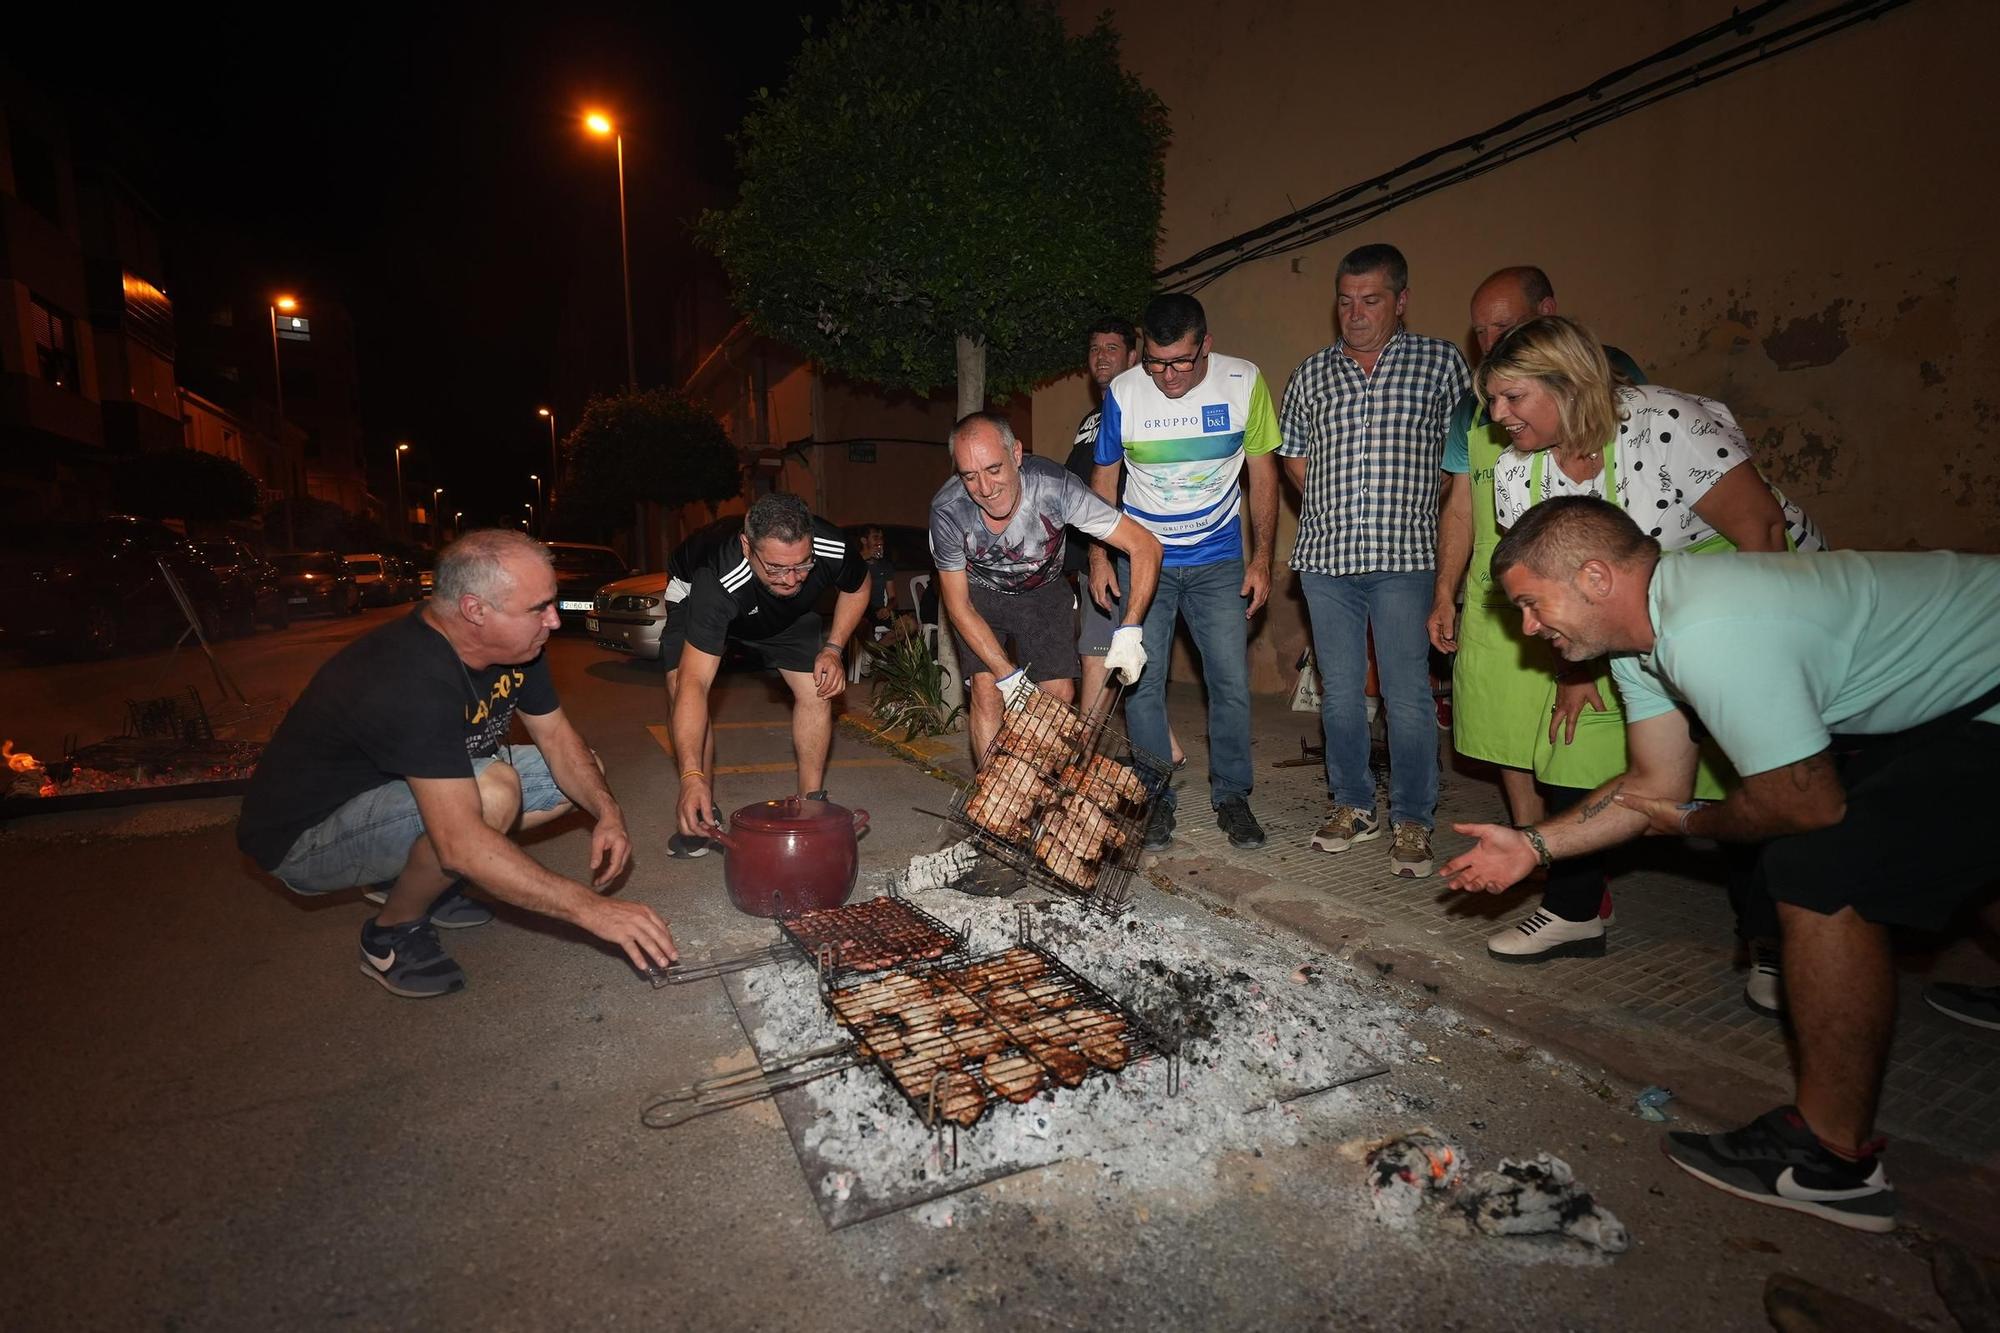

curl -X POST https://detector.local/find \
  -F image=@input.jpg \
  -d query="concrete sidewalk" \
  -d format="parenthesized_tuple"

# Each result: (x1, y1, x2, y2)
(845, 682, 2000, 1247)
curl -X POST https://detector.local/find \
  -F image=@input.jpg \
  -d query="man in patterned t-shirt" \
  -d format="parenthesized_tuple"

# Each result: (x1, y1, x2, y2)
(932, 411, 1161, 763)
(1093, 293, 1281, 853)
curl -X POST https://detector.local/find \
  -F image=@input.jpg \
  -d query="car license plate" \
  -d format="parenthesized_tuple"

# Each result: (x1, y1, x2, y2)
(559, 599, 593, 612)
(288, 596, 308, 604)
(585, 617, 599, 633)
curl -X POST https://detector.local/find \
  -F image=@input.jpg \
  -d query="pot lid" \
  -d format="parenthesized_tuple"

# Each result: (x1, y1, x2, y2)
(729, 795, 856, 832)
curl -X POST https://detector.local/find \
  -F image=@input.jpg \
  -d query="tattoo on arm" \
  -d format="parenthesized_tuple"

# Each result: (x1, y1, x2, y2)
(1575, 782, 1624, 822)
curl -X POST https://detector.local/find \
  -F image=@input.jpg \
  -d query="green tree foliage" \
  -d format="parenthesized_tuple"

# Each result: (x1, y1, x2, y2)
(700, 0, 1169, 405)
(113, 448, 261, 522)
(562, 389, 742, 529)
(269, 496, 384, 552)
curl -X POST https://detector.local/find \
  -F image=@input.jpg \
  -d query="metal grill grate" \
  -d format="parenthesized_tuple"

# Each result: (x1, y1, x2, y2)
(823, 941, 1176, 1132)
(774, 894, 969, 978)
(946, 685, 1173, 913)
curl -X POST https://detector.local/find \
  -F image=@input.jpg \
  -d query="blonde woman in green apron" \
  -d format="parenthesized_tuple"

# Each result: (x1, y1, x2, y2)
(1478, 316, 1823, 1004)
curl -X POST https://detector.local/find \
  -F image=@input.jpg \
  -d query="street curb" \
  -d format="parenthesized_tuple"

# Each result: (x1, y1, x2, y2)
(839, 710, 972, 786)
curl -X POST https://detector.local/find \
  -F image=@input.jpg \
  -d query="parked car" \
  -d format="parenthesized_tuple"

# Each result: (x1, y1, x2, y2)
(272, 551, 361, 617)
(196, 537, 289, 633)
(546, 542, 634, 630)
(418, 562, 435, 596)
(587, 571, 670, 660)
(343, 552, 402, 606)
(0, 515, 229, 659)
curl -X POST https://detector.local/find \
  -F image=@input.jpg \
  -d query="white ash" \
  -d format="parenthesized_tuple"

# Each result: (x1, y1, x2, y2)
(1458, 1153, 1630, 1253)
(734, 863, 1420, 1215)
(902, 839, 980, 893)
(1364, 1130, 1464, 1229)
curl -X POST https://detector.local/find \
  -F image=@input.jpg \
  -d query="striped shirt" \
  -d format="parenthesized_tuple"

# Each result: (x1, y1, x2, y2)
(1095, 352, 1280, 567)
(665, 516, 863, 654)
(1279, 330, 1469, 575)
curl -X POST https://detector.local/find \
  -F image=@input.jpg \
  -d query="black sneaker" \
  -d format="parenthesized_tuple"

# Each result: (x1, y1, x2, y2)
(358, 916, 468, 999)
(1215, 797, 1266, 850)
(362, 879, 493, 929)
(1925, 981, 2000, 1030)
(667, 834, 712, 859)
(1142, 801, 1177, 852)
(1663, 1105, 1895, 1233)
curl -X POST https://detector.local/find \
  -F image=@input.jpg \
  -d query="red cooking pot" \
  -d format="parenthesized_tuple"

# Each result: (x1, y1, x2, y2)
(710, 796, 871, 918)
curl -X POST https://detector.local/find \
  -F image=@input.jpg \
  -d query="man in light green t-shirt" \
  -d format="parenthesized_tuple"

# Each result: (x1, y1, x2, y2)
(1441, 496, 2000, 1235)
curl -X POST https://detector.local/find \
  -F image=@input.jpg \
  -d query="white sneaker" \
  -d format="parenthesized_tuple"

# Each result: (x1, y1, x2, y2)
(1744, 940, 1784, 1017)
(1487, 908, 1606, 962)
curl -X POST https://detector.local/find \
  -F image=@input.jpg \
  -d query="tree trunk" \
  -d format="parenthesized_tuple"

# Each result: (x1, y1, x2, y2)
(935, 334, 988, 722)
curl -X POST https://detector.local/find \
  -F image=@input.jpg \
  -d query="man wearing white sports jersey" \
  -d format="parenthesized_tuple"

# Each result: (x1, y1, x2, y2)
(664, 493, 871, 856)
(1092, 292, 1281, 853)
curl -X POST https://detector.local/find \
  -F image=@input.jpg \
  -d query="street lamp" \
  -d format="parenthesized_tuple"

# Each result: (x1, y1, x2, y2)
(454, 510, 464, 538)
(523, 500, 535, 534)
(584, 110, 637, 392)
(537, 406, 558, 509)
(529, 474, 542, 535)
(269, 294, 300, 546)
(432, 487, 444, 541)
(394, 442, 411, 538)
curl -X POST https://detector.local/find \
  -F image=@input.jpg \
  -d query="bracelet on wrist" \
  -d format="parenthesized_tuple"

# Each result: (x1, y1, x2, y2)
(1520, 825, 1554, 868)
(1677, 801, 1710, 836)
(822, 640, 843, 654)
(680, 768, 707, 783)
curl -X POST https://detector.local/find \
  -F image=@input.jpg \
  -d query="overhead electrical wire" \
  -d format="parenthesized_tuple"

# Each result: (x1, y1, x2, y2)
(1155, 0, 1918, 294)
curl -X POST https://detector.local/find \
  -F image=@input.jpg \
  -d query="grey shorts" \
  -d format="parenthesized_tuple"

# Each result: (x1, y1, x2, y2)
(1075, 573, 1119, 658)
(269, 746, 568, 894)
(952, 578, 1079, 683)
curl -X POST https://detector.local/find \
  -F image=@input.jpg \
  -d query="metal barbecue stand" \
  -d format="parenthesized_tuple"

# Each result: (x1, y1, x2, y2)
(648, 885, 970, 987)
(945, 682, 1175, 915)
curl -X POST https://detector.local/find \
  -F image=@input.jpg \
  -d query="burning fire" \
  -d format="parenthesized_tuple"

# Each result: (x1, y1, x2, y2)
(3, 740, 41, 773)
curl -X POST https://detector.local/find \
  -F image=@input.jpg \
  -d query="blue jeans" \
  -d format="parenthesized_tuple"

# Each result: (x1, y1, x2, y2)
(271, 747, 567, 893)
(1300, 570, 1438, 828)
(1123, 555, 1253, 811)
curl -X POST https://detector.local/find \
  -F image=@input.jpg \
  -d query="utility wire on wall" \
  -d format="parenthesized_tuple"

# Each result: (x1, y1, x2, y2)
(1155, 0, 1917, 294)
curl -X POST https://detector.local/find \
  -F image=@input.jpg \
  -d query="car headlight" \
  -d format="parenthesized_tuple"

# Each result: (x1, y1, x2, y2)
(636, 596, 661, 610)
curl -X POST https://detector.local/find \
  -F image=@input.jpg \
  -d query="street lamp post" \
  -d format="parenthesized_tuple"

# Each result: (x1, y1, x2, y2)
(454, 510, 463, 539)
(529, 474, 543, 535)
(537, 406, 558, 511)
(269, 294, 299, 547)
(394, 442, 411, 539)
(432, 487, 444, 542)
(584, 113, 637, 393)
(523, 500, 535, 534)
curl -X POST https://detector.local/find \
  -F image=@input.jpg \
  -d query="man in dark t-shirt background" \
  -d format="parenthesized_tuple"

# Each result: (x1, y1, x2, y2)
(238, 529, 677, 999)
(667, 492, 871, 853)
(1065, 316, 1139, 714)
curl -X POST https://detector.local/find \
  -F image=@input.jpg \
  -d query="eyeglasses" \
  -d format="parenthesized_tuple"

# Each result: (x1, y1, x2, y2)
(1141, 354, 1201, 375)
(756, 554, 815, 579)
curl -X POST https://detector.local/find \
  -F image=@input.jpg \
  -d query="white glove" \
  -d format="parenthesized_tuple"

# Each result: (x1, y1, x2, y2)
(994, 668, 1033, 707)
(1103, 625, 1148, 683)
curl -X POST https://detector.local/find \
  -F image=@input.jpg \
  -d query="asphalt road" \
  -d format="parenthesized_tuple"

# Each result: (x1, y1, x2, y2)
(0, 616, 1955, 1330)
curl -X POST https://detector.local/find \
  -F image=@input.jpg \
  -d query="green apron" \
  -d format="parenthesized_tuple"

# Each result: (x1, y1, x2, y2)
(1525, 440, 1741, 799)
(1451, 406, 1556, 769)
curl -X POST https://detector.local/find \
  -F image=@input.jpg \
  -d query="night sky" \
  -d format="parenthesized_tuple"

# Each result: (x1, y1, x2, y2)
(25, 2, 836, 531)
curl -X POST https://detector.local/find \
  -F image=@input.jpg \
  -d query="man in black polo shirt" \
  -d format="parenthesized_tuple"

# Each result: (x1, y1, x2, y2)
(667, 492, 871, 854)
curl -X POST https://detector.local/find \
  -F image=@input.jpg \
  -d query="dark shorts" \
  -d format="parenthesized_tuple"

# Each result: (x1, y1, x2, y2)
(660, 602, 826, 674)
(1075, 572, 1119, 658)
(953, 578, 1078, 683)
(1757, 721, 2000, 931)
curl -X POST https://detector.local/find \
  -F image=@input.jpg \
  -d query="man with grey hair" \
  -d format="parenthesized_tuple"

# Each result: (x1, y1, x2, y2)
(931, 410, 1160, 763)
(666, 492, 871, 854)
(239, 529, 677, 999)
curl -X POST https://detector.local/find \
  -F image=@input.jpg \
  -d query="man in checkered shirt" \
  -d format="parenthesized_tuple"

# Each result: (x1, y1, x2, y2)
(1279, 243, 1469, 877)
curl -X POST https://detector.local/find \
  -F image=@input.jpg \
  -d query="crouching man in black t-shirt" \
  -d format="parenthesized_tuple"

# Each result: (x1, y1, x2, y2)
(667, 493, 872, 855)
(238, 530, 677, 998)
